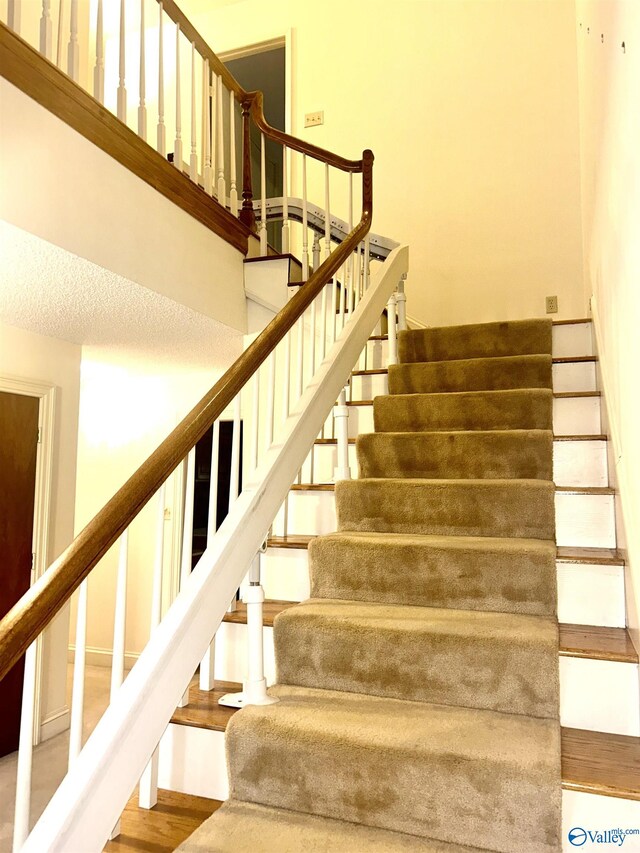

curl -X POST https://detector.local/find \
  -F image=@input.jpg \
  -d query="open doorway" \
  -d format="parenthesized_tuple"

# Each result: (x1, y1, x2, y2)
(223, 42, 286, 251)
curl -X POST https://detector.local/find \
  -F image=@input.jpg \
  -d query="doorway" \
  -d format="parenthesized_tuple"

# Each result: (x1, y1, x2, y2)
(224, 42, 287, 251)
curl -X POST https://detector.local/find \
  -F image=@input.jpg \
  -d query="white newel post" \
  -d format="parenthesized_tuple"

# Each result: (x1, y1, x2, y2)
(387, 292, 398, 365)
(40, 0, 53, 60)
(333, 388, 351, 481)
(94, 0, 104, 104)
(67, 0, 79, 82)
(116, 0, 126, 120)
(396, 276, 407, 331)
(218, 547, 278, 709)
(138, 0, 147, 140)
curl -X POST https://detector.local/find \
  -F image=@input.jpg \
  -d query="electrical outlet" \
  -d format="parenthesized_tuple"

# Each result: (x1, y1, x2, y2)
(305, 111, 324, 128)
(546, 295, 558, 314)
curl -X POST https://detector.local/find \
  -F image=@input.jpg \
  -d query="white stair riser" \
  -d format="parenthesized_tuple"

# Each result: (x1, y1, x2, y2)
(552, 323, 594, 359)
(553, 396, 601, 436)
(214, 622, 277, 685)
(557, 563, 626, 628)
(351, 373, 387, 400)
(553, 441, 608, 488)
(262, 548, 626, 629)
(273, 491, 337, 537)
(365, 339, 389, 369)
(553, 361, 596, 393)
(301, 444, 358, 484)
(555, 493, 616, 549)
(559, 657, 640, 736)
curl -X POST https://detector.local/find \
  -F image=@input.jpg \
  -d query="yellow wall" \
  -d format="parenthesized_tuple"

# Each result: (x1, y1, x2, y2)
(575, 0, 640, 653)
(184, 0, 585, 326)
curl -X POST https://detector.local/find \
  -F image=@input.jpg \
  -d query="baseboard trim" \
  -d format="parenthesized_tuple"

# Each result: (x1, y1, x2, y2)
(40, 707, 70, 742)
(68, 644, 140, 669)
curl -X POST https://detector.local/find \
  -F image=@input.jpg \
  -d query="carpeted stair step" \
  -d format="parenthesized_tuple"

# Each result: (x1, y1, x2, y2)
(335, 478, 555, 539)
(373, 388, 553, 432)
(274, 599, 559, 717)
(357, 430, 553, 480)
(308, 531, 557, 616)
(178, 800, 488, 852)
(224, 684, 562, 853)
(398, 318, 552, 363)
(388, 354, 553, 395)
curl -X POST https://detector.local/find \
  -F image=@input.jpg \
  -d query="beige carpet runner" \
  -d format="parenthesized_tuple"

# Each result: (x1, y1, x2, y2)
(180, 318, 561, 853)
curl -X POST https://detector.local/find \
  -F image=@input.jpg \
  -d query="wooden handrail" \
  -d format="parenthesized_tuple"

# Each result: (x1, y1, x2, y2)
(0, 150, 374, 682)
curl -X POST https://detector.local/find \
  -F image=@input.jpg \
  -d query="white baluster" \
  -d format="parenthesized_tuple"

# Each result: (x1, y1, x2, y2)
(94, 0, 104, 104)
(211, 73, 217, 197)
(354, 244, 362, 309)
(296, 314, 304, 400)
(301, 154, 309, 280)
(12, 642, 37, 852)
(229, 90, 238, 215)
(324, 163, 331, 259)
(202, 59, 213, 193)
(8, 0, 21, 34)
(189, 43, 197, 181)
(68, 579, 88, 766)
(364, 233, 371, 291)
(139, 486, 166, 810)
(338, 263, 347, 331)
(260, 132, 267, 254)
(138, 0, 147, 140)
(251, 371, 260, 473)
(320, 281, 328, 362)
(397, 276, 408, 331)
(40, 0, 53, 59)
(347, 173, 354, 312)
(174, 24, 182, 169)
(67, 0, 79, 82)
(282, 331, 291, 420)
(229, 395, 241, 505)
(178, 449, 196, 708)
(157, 3, 166, 155)
(116, 0, 126, 120)
(199, 420, 219, 691)
(56, 0, 64, 67)
(281, 146, 289, 252)
(108, 529, 129, 840)
(310, 294, 317, 376)
(216, 76, 225, 203)
(266, 353, 275, 447)
(333, 388, 351, 481)
(312, 233, 320, 271)
(387, 292, 398, 365)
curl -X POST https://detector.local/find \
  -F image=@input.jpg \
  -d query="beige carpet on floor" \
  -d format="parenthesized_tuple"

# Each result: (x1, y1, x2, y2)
(179, 317, 561, 853)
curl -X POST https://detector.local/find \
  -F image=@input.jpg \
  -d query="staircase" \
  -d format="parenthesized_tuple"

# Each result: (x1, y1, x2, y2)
(125, 317, 637, 852)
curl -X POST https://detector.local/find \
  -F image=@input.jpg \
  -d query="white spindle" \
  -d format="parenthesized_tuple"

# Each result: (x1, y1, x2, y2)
(189, 43, 197, 181)
(7, 0, 21, 34)
(324, 164, 331, 259)
(320, 281, 328, 361)
(40, 0, 53, 59)
(199, 420, 219, 691)
(138, 0, 147, 139)
(229, 395, 241, 505)
(12, 642, 37, 852)
(282, 147, 289, 252)
(110, 530, 129, 701)
(387, 292, 398, 365)
(67, 0, 79, 82)
(296, 314, 304, 400)
(216, 76, 225, 202)
(354, 244, 362, 309)
(347, 174, 354, 310)
(339, 263, 347, 330)
(178, 449, 195, 708)
(211, 73, 217, 196)
(282, 332, 291, 420)
(397, 276, 408, 330)
(251, 371, 260, 473)
(333, 388, 351, 481)
(301, 155, 309, 280)
(266, 353, 275, 448)
(229, 90, 238, 215)
(68, 579, 88, 766)
(139, 486, 166, 810)
(260, 132, 267, 254)
(312, 233, 320, 271)
(56, 0, 64, 67)
(94, 0, 104, 104)
(364, 233, 371, 291)
(174, 24, 182, 169)
(310, 295, 317, 376)
(116, 0, 126, 120)
(202, 60, 213, 193)
(157, 3, 166, 155)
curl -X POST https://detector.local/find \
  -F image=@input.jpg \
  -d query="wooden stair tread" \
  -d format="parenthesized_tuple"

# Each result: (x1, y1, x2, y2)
(315, 438, 356, 445)
(104, 787, 222, 851)
(553, 434, 606, 442)
(552, 356, 597, 364)
(554, 391, 600, 398)
(347, 399, 374, 406)
(556, 547, 624, 566)
(556, 486, 615, 495)
(553, 317, 592, 325)
(171, 678, 240, 731)
(223, 600, 297, 627)
(369, 334, 388, 341)
(558, 624, 638, 663)
(290, 483, 335, 491)
(352, 368, 388, 376)
(268, 534, 317, 549)
(561, 727, 640, 800)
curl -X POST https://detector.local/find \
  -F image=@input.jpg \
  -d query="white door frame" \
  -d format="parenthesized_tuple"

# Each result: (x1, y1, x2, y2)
(0, 375, 56, 746)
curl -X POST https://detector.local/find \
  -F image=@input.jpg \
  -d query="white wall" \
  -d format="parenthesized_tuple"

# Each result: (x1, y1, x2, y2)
(0, 79, 248, 334)
(183, 0, 585, 327)
(575, 0, 640, 655)
(0, 321, 81, 735)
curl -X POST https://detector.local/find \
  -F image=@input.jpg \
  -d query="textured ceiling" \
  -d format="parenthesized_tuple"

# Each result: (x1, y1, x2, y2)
(0, 221, 243, 370)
